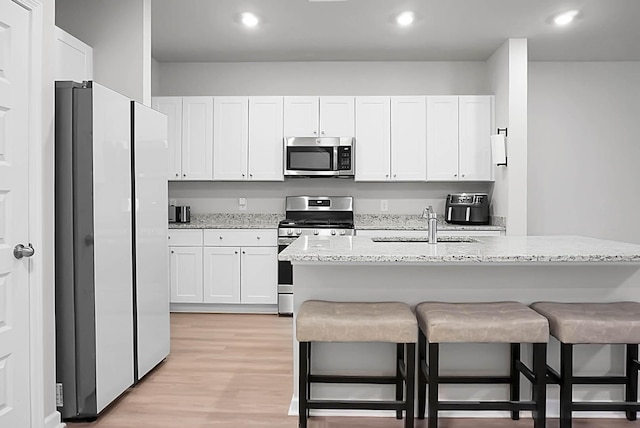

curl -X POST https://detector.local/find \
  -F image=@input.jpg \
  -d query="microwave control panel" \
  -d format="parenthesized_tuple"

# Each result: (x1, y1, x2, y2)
(338, 147, 352, 170)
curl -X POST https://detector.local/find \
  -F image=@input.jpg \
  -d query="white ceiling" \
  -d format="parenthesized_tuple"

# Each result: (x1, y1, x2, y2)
(151, 0, 640, 62)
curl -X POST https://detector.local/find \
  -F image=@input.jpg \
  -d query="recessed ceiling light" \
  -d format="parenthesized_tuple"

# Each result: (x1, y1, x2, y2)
(553, 10, 579, 26)
(241, 12, 259, 28)
(396, 11, 415, 27)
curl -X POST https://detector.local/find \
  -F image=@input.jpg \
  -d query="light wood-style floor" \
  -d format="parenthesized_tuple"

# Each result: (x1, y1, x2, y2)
(68, 313, 634, 428)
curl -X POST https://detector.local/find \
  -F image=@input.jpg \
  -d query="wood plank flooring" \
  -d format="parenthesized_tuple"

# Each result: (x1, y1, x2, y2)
(68, 313, 633, 428)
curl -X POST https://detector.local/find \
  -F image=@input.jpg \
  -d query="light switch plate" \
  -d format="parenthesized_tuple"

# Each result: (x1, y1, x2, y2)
(381, 200, 388, 211)
(239, 197, 247, 211)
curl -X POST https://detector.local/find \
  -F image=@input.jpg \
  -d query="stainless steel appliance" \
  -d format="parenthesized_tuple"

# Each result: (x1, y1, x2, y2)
(284, 137, 354, 177)
(277, 196, 355, 315)
(445, 193, 490, 225)
(168, 205, 190, 223)
(55, 82, 170, 420)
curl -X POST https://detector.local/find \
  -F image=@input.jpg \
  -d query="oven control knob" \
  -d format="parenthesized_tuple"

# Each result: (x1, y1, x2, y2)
(331, 230, 336, 236)
(295, 229, 302, 236)
(287, 229, 294, 236)
(340, 230, 346, 236)
(313, 229, 319, 236)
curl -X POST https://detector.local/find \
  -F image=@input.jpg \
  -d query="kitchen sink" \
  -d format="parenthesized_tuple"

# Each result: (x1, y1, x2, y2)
(371, 236, 478, 243)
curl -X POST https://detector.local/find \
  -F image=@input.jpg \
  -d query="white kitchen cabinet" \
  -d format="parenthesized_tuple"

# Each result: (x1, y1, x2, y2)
(213, 97, 249, 180)
(240, 247, 278, 304)
(426, 95, 493, 181)
(203, 247, 241, 303)
(168, 230, 204, 304)
(181, 96, 214, 180)
(248, 97, 284, 181)
(284, 96, 354, 137)
(151, 97, 183, 180)
(390, 96, 427, 181)
(355, 97, 391, 181)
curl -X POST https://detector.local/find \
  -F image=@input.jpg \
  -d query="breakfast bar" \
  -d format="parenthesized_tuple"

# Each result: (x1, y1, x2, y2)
(279, 235, 640, 419)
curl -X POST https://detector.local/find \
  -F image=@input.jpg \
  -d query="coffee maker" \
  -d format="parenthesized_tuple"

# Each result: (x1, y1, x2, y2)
(168, 205, 191, 223)
(444, 193, 490, 225)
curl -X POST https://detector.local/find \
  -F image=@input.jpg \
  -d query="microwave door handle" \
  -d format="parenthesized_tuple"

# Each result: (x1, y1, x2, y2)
(333, 147, 339, 175)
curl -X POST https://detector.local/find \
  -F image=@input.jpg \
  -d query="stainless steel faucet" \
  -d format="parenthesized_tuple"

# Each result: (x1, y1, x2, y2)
(425, 206, 438, 244)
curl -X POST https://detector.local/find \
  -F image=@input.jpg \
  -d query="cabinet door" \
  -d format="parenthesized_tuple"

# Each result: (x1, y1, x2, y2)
(390, 96, 427, 181)
(426, 96, 459, 181)
(320, 96, 354, 136)
(283, 96, 318, 137)
(240, 247, 277, 304)
(181, 96, 213, 180)
(213, 96, 249, 180)
(459, 96, 493, 181)
(152, 97, 183, 180)
(169, 246, 203, 303)
(203, 247, 241, 303)
(354, 97, 391, 181)
(248, 97, 284, 181)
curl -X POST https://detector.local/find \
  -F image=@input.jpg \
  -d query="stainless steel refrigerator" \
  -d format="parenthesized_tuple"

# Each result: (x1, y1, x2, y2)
(55, 81, 170, 421)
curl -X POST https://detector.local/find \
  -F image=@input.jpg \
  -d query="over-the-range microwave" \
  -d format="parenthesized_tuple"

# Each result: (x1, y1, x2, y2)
(284, 137, 354, 177)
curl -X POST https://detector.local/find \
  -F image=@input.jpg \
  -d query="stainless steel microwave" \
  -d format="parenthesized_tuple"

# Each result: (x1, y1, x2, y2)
(284, 137, 354, 177)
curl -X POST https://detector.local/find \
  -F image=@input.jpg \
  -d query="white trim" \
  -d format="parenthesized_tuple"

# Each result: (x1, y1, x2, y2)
(44, 411, 64, 428)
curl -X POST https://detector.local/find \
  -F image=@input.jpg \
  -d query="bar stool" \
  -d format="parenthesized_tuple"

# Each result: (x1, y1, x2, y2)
(531, 301, 640, 428)
(296, 300, 417, 428)
(415, 301, 549, 428)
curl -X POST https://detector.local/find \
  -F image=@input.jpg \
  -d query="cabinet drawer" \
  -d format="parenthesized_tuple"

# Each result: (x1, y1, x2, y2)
(203, 229, 277, 247)
(168, 229, 203, 246)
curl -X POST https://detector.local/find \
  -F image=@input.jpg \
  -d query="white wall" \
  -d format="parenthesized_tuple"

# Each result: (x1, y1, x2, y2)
(528, 62, 640, 244)
(151, 57, 161, 98)
(56, 0, 149, 103)
(156, 61, 490, 96)
(169, 181, 492, 216)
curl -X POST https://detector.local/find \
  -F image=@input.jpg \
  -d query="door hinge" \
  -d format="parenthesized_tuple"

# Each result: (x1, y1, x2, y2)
(56, 383, 64, 407)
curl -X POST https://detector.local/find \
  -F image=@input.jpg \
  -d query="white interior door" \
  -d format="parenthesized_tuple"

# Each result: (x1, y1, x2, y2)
(0, 1, 31, 426)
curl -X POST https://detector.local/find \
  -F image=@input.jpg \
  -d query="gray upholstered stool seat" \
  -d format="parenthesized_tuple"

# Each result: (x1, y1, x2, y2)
(416, 301, 549, 343)
(416, 301, 549, 428)
(297, 300, 417, 343)
(530, 301, 640, 344)
(296, 300, 417, 428)
(530, 301, 640, 428)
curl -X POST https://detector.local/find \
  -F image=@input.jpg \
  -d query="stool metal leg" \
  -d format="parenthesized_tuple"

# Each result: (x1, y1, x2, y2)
(560, 342, 573, 428)
(396, 343, 404, 419)
(626, 343, 639, 421)
(428, 342, 439, 428)
(510, 343, 521, 420)
(532, 343, 547, 428)
(417, 330, 427, 419)
(405, 343, 416, 428)
(299, 341, 309, 428)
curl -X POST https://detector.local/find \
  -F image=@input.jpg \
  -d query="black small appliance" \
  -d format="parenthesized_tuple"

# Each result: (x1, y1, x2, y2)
(445, 193, 490, 225)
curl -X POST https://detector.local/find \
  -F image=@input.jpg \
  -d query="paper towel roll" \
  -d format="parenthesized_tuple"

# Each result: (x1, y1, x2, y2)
(491, 134, 507, 165)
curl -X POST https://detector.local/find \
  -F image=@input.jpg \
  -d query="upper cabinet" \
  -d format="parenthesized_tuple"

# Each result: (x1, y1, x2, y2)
(213, 96, 284, 181)
(284, 96, 354, 137)
(426, 95, 493, 181)
(355, 96, 426, 181)
(152, 96, 213, 180)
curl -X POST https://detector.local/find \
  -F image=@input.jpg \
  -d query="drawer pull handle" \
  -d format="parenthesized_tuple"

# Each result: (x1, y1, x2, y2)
(257, 236, 261, 240)
(219, 236, 223, 239)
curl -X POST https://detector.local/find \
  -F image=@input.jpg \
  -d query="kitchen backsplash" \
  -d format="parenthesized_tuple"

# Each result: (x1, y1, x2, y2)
(168, 180, 494, 216)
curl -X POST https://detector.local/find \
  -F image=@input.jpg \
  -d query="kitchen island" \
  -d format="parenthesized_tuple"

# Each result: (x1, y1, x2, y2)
(279, 235, 640, 419)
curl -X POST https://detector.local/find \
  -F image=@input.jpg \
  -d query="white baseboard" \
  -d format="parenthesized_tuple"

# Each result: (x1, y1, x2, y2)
(44, 411, 64, 428)
(288, 397, 628, 419)
(170, 303, 278, 314)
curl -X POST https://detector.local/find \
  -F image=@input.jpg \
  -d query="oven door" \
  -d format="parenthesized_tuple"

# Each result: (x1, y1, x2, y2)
(278, 242, 294, 315)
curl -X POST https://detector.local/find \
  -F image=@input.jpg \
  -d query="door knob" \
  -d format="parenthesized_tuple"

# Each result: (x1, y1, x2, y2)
(14, 243, 35, 259)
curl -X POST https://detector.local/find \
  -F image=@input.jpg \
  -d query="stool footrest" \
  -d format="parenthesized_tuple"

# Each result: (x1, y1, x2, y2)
(571, 402, 640, 412)
(309, 374, 397, 385)
(546, 366, 561, 384)
(438, 400, 537, 412)
(432, 375, 511, 384)
(307, 399, 405, 411)
(571, 375, 627, 385)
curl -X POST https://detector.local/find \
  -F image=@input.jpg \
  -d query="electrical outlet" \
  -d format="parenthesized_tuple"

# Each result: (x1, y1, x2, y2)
(239, 197, 247, 211)
(380, 200, 388, 212)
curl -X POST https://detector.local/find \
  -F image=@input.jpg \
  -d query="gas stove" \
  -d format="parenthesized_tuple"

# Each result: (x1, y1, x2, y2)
(278, 196, 355, 238)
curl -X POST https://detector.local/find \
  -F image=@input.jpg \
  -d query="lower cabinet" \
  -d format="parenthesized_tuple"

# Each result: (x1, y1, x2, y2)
(168, 229, 278, 308)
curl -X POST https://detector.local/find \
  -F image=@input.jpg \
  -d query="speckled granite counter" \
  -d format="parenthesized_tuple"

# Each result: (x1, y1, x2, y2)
(354, 214, 505, 232)
(168, 213, 280, 229)
(279, 235, 640, 264)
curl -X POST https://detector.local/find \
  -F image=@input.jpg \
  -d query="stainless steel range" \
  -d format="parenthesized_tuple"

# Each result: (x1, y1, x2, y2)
(277, 196, 355, 315)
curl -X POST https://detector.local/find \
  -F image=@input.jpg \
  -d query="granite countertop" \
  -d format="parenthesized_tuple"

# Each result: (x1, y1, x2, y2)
(278, 235, 640, 264)
(168, 213, 281, 229)
(355, 214, 505, 231)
